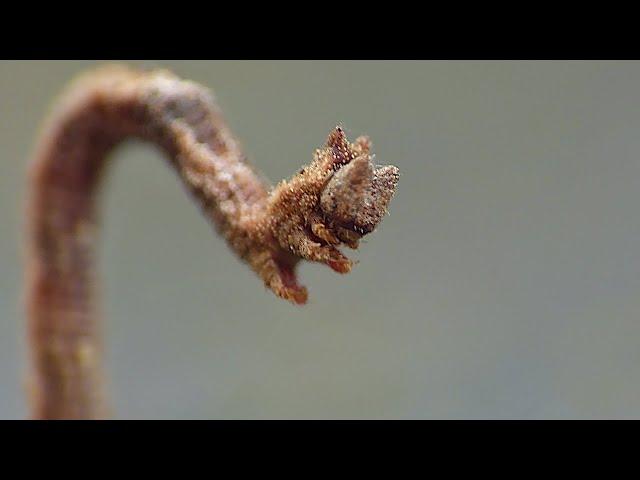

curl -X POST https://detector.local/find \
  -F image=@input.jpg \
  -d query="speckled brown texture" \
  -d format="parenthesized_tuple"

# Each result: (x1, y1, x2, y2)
(26, 66, 399, 419)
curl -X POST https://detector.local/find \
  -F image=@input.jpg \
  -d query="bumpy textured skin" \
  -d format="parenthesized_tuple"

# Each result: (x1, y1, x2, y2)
(26, 66, 399, 419)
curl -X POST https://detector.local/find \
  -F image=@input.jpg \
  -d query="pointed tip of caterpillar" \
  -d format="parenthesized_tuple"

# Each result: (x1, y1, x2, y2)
(262, 125, 399, 305)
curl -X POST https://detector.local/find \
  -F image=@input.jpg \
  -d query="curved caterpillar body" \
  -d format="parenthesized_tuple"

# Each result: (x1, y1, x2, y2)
(26, 66, 399, 419)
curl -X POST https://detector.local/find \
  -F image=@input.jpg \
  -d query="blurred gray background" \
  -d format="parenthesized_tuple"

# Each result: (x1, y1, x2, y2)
(2, 61, 640, 419)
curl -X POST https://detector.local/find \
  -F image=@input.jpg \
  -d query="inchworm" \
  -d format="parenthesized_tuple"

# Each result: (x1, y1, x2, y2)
(25, 65, 399, 419)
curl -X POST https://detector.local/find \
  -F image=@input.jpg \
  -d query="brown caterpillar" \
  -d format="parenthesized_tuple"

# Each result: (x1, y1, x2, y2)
(26, 66, 399, 419)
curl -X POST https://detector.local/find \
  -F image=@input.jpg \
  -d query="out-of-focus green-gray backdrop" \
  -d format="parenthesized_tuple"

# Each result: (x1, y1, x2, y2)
(2, 61, 640, 418)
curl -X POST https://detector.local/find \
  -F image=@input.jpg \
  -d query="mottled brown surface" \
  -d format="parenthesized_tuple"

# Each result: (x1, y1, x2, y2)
(26, 66, 398, 419)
